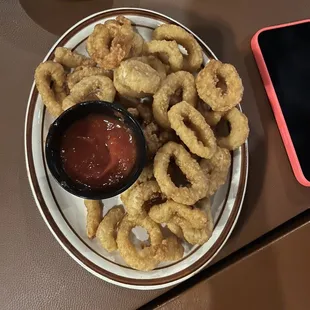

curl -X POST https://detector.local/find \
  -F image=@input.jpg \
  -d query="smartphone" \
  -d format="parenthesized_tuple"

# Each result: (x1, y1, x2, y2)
(251, 20, 310, 186)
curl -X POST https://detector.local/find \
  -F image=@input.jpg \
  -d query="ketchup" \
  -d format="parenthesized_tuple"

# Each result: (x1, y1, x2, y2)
(60, 114, 137, 188)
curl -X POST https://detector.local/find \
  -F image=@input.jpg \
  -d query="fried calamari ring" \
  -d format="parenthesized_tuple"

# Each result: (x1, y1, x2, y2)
(149, 200, 208, 228)
(125, 180, 163, 218)
(114, 69, 144, 98)
(154, 142, 208, 205)
(200, 147, 231, 197)
(153, 235, 184, 262)
(128, 32, 144, 57)
(153, 71, 197, 129)
(67, 66, 113, 90)
(120, 165, 154, 206)
(96, 205, 125, 252)
(144, 40, 183, 72)
(168, 200, 213, 245)
(166, 222, 184, 239)
(116, 215, 183, 271)
(87, 17, 134, 69)
(150, 200, 213, 245)
(217, 107, 249, 150)
(117, 215, 162, 271)
(196, 60, 244, 112)
(84, 200, 102, 239)
(169, 214, 213, 245)
(131, 55, 167, 80)
(34, 61, 66, 117)
(153, 24, 203, 72)
(62, 75, 116, 110)
(54, 47, 96, 68)
(197, 100, 225, 127)
(168, 101, 217, 159)
(114, 59, 161, 95)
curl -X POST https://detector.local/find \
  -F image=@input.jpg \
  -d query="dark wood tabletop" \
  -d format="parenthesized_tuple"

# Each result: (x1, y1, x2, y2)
(1, 0, 309, 309)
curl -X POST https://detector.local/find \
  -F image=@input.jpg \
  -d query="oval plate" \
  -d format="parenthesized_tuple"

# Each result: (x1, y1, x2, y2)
(25, 8, 248, 290)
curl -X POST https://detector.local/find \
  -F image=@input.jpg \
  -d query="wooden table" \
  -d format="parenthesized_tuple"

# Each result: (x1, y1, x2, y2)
(0, 0, 309, 309)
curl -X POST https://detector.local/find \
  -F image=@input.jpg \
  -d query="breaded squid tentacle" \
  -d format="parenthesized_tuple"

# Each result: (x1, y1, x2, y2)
(84, 200, 102, 239)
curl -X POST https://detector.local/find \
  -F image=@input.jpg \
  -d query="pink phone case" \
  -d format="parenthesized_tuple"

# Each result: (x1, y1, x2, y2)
(251, 19, 310, 187)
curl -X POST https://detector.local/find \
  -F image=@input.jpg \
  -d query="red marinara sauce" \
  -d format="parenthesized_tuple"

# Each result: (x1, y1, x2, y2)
(60, 114, 137, 188)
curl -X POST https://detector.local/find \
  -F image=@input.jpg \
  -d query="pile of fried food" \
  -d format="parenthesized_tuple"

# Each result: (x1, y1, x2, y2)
(34, 15, 249, 271)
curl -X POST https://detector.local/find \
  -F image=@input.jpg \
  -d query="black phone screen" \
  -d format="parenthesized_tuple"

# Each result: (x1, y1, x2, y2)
(258, 22, 310, 180)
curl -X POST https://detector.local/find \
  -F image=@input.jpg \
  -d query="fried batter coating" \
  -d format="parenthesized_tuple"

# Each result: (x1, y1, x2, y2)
(143, 122, 173, 156)
(131, 55, 167, 80)
(114, 59, 161, 95)
(84, 200, 102, 239)
(125, 180, 162, 218)
(67, 66, 113, 90)
(34, 61, 66, 117)
(87, 16, 134, 69)
(196, 60, 244, 112)
(54, 47, 96, 68)
(62, 75, 116, 110)
(200, 147, 231, 196)
(149, 200, 208, 228)
(154, 142, 208, 205)
(128, 32, 144, 57)
(168, 101, 217, 159)
(217, 108, 249, 150)
(144, 40, 183, 72)
(96, 205, 125, 252)
(170, 215, 213, 245)
(116, 215, 183, 271)
(153, 71, 197, 129)
(153, 24, 203, 72)
(120, 165, 154, 206)
(197, 100, 225, 127)
(168, 200, 213, 245)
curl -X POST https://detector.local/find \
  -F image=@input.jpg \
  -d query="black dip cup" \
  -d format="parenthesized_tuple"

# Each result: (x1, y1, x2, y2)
(45, 100, 147, 200)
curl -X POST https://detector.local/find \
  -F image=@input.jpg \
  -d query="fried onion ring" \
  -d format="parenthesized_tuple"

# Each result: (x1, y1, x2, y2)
(154, 142, 208, 205)
(153, 71, 197, 129)
(87, 17, 134, 69)
(62, 75, 116, 110)
(144, 40, 183, 72)
(153, 24, 203, 72)
(116, 215, 183, 271)
(196, 60, 244, 112)
(54, 47, 96, 68)
(84, 200, 102, 239)
(200, 147, 231, 196)
(34, 61, 66, 117)
(217, 107, 249, 150)
(96, 205, 125, 252)
(168, 101, 217, 159)
(67, 66, 113, 90)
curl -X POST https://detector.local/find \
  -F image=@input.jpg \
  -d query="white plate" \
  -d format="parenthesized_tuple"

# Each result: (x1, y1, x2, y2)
(25, 8, 248, 290)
